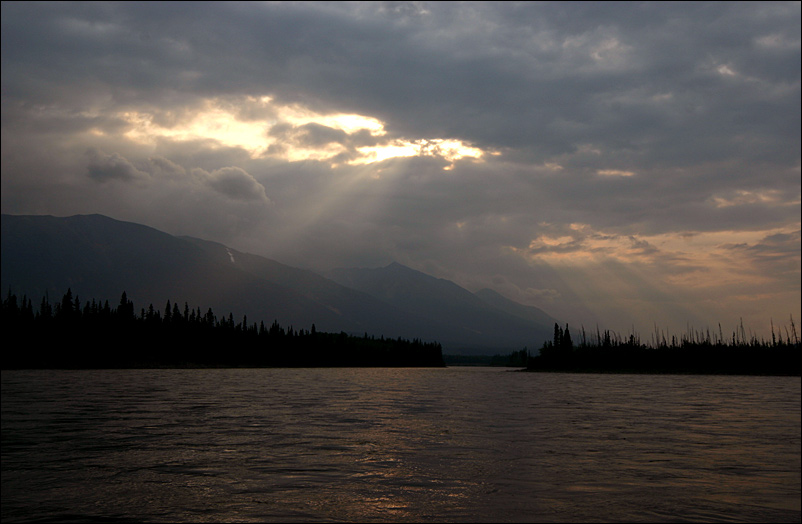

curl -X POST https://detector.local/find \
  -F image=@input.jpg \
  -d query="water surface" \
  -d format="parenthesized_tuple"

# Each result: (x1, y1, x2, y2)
(2, 367, 799, 522)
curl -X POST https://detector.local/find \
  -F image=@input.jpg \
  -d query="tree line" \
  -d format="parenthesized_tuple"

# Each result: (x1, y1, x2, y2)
(526, 322, 800, 375)
(1, 289, 445, 369)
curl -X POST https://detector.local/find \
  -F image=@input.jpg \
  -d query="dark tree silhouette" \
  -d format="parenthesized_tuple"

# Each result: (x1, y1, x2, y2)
(528, 322, 800, 375)
(2, 289, 445, 369)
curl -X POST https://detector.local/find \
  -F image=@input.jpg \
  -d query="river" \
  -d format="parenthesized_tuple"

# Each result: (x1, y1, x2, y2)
(2, 367, 799, 522)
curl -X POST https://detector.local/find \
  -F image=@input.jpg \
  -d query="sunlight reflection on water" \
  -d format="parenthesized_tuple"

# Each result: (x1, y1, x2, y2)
(2, 368, 800, 523)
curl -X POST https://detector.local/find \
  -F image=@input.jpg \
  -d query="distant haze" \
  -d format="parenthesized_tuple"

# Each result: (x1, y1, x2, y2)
(1, 2, 799, 338)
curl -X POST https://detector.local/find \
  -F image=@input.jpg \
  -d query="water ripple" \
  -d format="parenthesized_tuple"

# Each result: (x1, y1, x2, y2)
(2, 368, 800, 522)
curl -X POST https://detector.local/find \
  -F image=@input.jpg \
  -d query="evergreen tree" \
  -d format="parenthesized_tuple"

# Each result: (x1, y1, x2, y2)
(562, 324, 573, 350)
(553, 322, 562, 349)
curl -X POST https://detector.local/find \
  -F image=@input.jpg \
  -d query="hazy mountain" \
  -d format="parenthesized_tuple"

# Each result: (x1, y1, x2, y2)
(2, 214, 556, 353)
(328, 263, 556, 351)
(474, 288, 555, 332)
(179, 237, 449, 340)
(0, 214, 345, 332)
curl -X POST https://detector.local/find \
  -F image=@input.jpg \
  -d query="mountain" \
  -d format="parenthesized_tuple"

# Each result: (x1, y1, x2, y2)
(2, 214, 556, 353)
(474, 288, 555, 332)
(179, 237, 449, 340)
(328, 263, 556, 351)
(0, 214, 344, 332)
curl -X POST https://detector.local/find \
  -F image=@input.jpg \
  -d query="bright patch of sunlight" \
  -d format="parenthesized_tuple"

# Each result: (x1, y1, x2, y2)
(122, 103, 272, 156)
(280, 105, 386, 136)
(118, 97, 485, 168)
(351, 138, 484, 168)
(597, 169, 636, 177)
(353, 141, 420, 164)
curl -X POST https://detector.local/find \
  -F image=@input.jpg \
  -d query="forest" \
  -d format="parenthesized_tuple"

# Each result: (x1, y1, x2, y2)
(527, 322, 801, 375)
(1, 289, 445, 369)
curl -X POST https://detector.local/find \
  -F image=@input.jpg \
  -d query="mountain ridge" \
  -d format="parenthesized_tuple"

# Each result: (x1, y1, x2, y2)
(2, 213, 556, 353)
(327, 264, 556, 350)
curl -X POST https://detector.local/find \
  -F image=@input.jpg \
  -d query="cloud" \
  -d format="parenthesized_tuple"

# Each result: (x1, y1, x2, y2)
(597, 169, 636, 177)
(196, 166, 269, 203)
(86, 149, 268, 203)
(147, 155, 186, 178)
(720, 229, 802, 278)
(1, 1, 799, 338)
(85, 148, 149, 182)
(294, 122, 351, 147)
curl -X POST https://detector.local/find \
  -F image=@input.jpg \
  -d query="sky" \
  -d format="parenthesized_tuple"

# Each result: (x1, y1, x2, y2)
(2, 1, 800, 340)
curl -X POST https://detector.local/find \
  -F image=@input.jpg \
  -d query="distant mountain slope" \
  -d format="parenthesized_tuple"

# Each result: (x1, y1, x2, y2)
(328, 263, 555, 351)
(2, 214, 557, 353)
(474, 288, 554, 332)
(180, 237, 448, 340)
(0, 214, 343, 332)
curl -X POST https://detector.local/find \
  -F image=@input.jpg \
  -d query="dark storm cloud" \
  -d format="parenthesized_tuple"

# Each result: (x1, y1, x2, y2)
(1, 1, 799, 336)
(3, 2, 798, 169)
